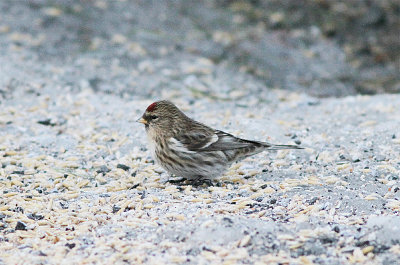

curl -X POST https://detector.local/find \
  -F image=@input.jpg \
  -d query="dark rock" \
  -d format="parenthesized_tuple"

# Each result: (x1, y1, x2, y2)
(27, 213, 44, 221)
(37, 119, 56, 126)
(15, 221, 27, 231)
(373, 244, 390, 254)
(112, 205, 121, 214)
(65, 243, 76, 249)
(306, 197, 319, 205)
(269, 199, 277, 204)
(333, 226, 340, 233)
(319, 236, 337, 244)
(255, 197, 264, 202)
(355, 240, 370, 247)
(117, 164, 130, 171)
(89, 78, 102, 92)
(96, 165, 111, 174)
(130, 183, 140, 189)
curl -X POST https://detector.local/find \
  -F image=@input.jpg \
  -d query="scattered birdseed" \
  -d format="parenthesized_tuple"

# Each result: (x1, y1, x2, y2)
(0, 76, 399, 264)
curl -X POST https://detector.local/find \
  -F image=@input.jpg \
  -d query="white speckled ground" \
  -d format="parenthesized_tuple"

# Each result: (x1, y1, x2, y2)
(1, 1, 400, 264)
(1, 88, 400, 264)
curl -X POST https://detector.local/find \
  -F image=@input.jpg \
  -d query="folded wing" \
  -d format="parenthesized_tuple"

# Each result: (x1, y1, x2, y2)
(172, 130, 266, 152)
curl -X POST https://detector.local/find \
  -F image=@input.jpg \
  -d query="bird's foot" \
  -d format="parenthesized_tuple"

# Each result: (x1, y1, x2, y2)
(166, 177, 187, 184)
(166, 176, 213, 187)
(188, 177, 214, 187)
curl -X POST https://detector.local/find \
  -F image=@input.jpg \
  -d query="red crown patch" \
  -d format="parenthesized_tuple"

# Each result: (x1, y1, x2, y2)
(146, 102, 157, 112)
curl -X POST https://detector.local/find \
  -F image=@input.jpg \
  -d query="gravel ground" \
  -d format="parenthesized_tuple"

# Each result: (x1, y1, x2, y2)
(1, 1, 400, 265)
(1, 88, 400, 264)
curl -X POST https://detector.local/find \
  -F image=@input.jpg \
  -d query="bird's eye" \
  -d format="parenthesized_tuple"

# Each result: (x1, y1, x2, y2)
(150, 115, 158, 120)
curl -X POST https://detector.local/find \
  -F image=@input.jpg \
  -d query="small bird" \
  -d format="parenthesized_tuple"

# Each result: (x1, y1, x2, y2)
(137, 100, 302, 182)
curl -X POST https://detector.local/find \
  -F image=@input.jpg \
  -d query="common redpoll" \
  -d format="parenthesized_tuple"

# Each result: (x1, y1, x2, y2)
(137, 100, 302, 181)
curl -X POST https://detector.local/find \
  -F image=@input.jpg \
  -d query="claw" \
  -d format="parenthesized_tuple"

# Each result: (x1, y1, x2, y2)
(166, 177, 214, 187)
(190, 177, 213, 187)
(166, 177, 187, 184)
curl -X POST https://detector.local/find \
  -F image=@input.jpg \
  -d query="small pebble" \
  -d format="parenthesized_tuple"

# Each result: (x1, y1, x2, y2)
(97, 165, 111, 174)
(15, 221, 27, 231)
(117, 164, 130, 171)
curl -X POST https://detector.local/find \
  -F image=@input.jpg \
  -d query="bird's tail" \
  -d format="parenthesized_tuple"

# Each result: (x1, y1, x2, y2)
(262, 143, 304, 150)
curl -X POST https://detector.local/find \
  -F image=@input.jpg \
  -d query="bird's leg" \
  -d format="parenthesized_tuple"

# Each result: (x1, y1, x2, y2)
(166, 176, 213, 187)
(189, 176, 214, 187)
(166, 176, 187, 184)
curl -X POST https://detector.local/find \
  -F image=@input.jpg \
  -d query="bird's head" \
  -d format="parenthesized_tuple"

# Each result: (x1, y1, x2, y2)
(137, 100, 187, 134)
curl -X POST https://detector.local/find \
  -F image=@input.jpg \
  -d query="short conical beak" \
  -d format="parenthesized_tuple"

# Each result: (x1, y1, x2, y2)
(137, 117, 148, 124)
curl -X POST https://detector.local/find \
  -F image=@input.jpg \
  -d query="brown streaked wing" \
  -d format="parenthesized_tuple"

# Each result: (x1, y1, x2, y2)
(174, 130, 266, 152)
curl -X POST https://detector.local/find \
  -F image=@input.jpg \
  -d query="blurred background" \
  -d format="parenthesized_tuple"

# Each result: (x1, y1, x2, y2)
(0, 0, 399, 100)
